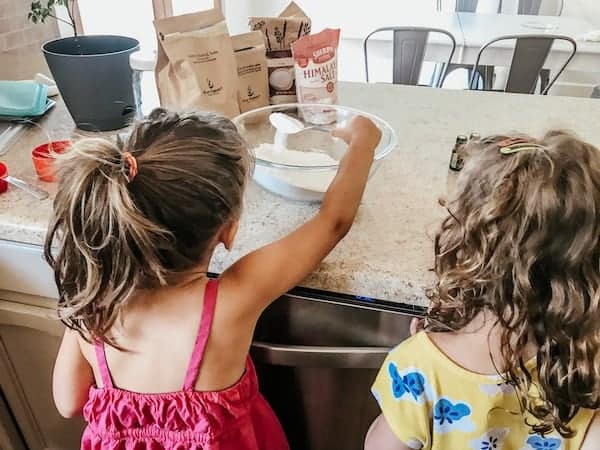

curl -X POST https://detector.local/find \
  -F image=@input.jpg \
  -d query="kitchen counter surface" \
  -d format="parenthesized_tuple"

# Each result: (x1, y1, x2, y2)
(1, 82, 599, 305)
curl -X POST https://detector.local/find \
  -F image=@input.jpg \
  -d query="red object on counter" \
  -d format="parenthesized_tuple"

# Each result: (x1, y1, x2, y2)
(0, 163, 7, 193)
(32, 140, 70, 182)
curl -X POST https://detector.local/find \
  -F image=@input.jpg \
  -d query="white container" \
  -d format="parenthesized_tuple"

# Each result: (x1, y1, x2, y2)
(130, 50, 159, 117)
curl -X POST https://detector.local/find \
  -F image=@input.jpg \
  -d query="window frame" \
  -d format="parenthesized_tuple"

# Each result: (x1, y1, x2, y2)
(73, 0, 222, 34)
(151, 0, 222, 20)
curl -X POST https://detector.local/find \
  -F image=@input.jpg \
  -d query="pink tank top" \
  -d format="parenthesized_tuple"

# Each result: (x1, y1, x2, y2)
(81, 279, 289, 450)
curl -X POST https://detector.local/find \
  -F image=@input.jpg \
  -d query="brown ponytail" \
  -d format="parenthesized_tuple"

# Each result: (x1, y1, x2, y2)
(44, 109, 251, 345)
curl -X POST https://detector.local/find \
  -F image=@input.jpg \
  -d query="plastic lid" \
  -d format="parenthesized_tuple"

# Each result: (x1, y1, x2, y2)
(0, 81, 48, 117)
(130, 50, 157, 71)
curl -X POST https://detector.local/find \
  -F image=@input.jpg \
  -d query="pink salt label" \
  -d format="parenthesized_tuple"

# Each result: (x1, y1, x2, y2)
(291, 29, 340, 124)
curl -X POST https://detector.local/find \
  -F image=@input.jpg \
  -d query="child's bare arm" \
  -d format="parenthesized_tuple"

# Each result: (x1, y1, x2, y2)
(581, 413, 600, 450)
(365, 414, 413, 450)
(52, 329, 94, 418)
(222, 116, 381, 314)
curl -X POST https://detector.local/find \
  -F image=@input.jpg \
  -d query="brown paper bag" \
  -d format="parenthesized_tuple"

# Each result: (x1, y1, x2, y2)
(154, 9, 240, 118)
(249, 1, 311, 104)
(232, 32, 269, 113)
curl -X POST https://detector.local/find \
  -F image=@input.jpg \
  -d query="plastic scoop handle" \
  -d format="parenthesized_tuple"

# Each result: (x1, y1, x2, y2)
(269, 113, 331, 134)
(4, 175, 49, 200)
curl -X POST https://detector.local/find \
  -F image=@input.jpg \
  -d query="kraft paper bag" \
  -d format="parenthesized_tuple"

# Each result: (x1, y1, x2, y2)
(249, 1, 311, 104)
(232, 31, 269, 113)
(154, 9, 240, 118)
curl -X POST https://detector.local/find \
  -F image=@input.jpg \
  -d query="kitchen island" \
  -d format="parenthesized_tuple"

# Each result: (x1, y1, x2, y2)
(2, 82, 600, 304)
(1, 82, 600, 450)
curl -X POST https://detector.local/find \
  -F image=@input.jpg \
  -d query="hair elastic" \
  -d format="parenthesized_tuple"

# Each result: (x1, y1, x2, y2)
(498, 138, 546, 155)
(122, 151, 138, 182)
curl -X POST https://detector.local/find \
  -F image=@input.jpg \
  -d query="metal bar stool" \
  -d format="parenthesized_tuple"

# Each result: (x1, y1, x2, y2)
(469, 34, 577, 94)
(364, 27, 457, 87)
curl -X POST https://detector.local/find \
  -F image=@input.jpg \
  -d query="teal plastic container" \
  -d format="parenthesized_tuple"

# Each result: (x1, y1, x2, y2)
(0, 81, 48, 117)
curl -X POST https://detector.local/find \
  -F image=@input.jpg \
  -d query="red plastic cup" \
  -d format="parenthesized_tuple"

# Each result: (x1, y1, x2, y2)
(32, 140, 70, 182)
(0, 163, 7, 194)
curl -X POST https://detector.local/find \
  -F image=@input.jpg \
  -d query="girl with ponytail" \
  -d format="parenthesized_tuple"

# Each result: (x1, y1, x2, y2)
(47, 108, 382, 450)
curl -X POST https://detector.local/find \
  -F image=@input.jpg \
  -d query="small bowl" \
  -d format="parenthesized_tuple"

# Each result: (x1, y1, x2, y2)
(0, 163, 7, 194)
(32, 140, 70, 182)
(233, 104, 397, 202)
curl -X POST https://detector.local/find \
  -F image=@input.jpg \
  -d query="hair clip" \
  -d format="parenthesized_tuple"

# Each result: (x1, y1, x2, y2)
(498, 138, 546, 155)
(122, 151, 138, 183)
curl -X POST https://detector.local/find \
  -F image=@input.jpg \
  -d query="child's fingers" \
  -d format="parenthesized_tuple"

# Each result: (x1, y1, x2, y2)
(331, 127, 351, 144)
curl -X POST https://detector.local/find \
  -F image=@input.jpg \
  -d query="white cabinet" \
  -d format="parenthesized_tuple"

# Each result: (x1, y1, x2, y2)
(0, 240, 83, 449)
(0, 298, 85, 449)
(0, 240, 58, 299)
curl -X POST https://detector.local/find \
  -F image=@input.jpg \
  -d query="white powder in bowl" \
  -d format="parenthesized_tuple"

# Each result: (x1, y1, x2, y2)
(254, 143, 337, 194)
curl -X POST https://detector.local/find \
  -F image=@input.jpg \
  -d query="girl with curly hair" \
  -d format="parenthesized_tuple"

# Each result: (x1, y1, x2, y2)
(367, 131, 600, 450)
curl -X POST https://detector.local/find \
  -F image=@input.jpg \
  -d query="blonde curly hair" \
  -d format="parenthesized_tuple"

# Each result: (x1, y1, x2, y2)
(427, 130, 600, 437)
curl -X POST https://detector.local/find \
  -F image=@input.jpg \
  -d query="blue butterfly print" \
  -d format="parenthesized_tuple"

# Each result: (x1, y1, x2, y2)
(433, 398, 471, 425)
(480, 436, 500, 450)
(387, 363, 426, 401)
(526, 436, 561, 449)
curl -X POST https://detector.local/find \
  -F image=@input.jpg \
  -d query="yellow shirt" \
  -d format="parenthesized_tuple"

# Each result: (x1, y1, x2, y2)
(371, 332, 594, 450)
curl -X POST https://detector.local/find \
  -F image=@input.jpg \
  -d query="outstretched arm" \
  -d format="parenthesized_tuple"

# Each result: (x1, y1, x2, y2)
(222, 116, 382, 315)
(582, 413, 600, 450)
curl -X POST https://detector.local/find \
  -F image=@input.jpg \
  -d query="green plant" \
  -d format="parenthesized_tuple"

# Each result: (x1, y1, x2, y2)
(28, 0, 77, 36)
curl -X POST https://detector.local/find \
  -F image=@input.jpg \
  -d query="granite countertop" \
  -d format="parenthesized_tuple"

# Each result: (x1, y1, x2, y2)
(1, 82, 599, 305)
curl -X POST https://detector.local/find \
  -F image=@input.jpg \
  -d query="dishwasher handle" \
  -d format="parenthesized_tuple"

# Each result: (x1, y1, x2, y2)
(251, 342, 390, 369)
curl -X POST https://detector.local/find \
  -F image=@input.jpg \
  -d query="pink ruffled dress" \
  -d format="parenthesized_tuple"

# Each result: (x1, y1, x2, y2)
(81, 279, 289, 450)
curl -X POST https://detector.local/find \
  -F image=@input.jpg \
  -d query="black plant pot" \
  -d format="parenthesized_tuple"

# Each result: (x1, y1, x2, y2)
(42, 35, 140, 131)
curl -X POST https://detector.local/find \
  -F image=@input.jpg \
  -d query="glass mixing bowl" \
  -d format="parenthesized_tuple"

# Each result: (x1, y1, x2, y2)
(233, 103, 397, 202)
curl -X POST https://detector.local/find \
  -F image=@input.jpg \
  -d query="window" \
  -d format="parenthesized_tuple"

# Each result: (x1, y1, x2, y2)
(172, 0, 216, 15)
(77, 0, 157, 50)
(74, 0, 220, 51)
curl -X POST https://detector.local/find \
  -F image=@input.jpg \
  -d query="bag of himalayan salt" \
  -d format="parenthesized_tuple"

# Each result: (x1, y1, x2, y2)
(232, 31, 269, 113)
(249, 1, 311, 104)
(291, 28, 340, 124)
(154, 9, 240, 118)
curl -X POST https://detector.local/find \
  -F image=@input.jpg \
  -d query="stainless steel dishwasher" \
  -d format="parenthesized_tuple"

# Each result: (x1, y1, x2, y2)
(251, 290, 423, 450)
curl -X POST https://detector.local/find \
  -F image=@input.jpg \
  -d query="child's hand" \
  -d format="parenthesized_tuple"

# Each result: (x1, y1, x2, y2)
(332, 116, 382, 152)
(223, 116, 382, 319)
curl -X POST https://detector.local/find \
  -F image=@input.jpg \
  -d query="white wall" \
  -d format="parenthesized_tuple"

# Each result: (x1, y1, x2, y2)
(564, 0, 600, 27)
(224, 0, 286, 34)
(64, 0, 599, 96)
(552, 0, 600, 97)
(223, 0, 589, 34)
(61, 0, 214, 47)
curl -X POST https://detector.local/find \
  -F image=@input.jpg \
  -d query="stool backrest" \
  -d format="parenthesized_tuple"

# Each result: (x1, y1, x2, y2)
(518, 0, 543, 14)
(517, 0, 564, 15)
(470, 34, 577, 94)
(456, 0, 479, 12)
(364, 27, 457, 87)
